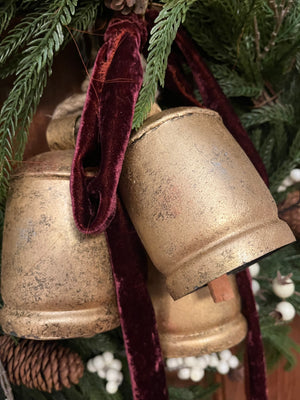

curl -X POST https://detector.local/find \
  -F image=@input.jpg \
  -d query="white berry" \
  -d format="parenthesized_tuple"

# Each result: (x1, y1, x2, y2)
(176, 357, 184, 366)
(190, 368, 205, 382)
(92, 355, 105, 371)
(249, 263, 260, 278)
(102, 351, 114, 365)
(272, 277, 295, 299)
(219, 349, 232, 361)
(276, 301, 296, 321)
(166, 358, 179, 369)
(251, 279, 260, 295)
(183, 356, 197, 367)
(228, 355, 239, 369)
(106, 368, 121, 382)
(87, 358, 97, 373)
(208, 353, 219, 368)
(277, 185, 286, 193)
(97, 369, 106, 379)
(282, 176, 294, 187)
(290, 168, 300, 182)
(217, 360, 230, 375)
(109, 358, 122, 371)
(177, 368, 190, 380)
(106, 381, 119, 394)
(195, 356, 208, 369)
(116, 373, 123, 385)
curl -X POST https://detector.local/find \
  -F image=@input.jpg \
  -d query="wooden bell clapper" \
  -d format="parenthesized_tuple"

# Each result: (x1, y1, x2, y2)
(208, 274, 235, 303)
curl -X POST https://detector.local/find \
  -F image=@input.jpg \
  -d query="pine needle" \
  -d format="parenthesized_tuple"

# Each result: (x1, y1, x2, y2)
(0, 0, 79, 211)
(132, 0, 197, 130)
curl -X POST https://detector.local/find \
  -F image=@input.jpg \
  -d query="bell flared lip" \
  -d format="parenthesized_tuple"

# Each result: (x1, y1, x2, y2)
(159, 312, 247, 358)
(0, 306, 120, 340)
(165, 217, 295, 300)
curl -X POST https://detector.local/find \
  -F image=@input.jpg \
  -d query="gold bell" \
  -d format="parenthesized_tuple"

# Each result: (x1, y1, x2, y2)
(0, 150, 119, 339)
(148, 262, 247, 357)
(119, 107, 295, 300)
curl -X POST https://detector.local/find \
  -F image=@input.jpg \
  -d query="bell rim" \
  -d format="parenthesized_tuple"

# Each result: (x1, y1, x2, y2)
(165, 217, 295, 300)
(129, 107, 221, 146)
(0, 306, 120, 340)
(158, 312, 247, 358)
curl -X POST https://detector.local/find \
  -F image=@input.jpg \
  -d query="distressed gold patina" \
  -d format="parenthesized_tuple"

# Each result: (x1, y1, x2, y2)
(0, 150, 120, 339)
(148, 262, 247, 357)
(119, 107, 295, 300)
(46, 112, 80, 150)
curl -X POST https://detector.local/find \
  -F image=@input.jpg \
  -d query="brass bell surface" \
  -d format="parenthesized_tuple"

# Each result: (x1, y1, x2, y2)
(119, 107, 295, 300)
(0, 150, 119, 339)
(148, 263, 247, 358)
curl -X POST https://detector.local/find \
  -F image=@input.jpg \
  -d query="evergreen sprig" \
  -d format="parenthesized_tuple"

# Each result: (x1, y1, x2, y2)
(240, 103, 294, 128)
(0, 0, 79, 214)
(68, 0, 102, 38)
(269, 127, 300, 194)
(209, 64, 262, 98)
(132, 0, 197, 129)
(0, 0, 17, 36)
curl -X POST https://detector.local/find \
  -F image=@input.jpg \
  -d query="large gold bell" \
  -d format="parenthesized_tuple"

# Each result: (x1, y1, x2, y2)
(0, 150, 119, 339)
(119, 107, 295, 300)
(148, 262, 247, 357)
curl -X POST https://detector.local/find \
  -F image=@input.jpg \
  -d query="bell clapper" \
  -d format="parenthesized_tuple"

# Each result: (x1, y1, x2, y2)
(208, 274, 235, 303)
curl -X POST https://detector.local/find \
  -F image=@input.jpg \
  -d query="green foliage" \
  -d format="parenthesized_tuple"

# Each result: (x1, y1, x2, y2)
(168, 383, 219, 400)
(240, 103, 294, 129)
(261, 322, 300, 371)
(0, 0, 79, 217)
(132, 0, 197, 129)
(0, 0, 17, 36)
(269, 127, 300, 194)
(66, 0, 102, 39)
(65, 328, 124, 361)
(209, 64, 262, 98)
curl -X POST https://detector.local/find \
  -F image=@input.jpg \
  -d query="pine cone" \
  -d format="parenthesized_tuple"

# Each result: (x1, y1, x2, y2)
(104, 0, 148, 15)
(0, 335, 84, 393)
(278, 190, 300, 238)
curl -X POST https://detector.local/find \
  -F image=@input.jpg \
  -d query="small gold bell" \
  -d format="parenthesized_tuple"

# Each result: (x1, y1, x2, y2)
(119, 107, 295, 300)
(148, 262, 247, 357)
(0, 150, 119, 339)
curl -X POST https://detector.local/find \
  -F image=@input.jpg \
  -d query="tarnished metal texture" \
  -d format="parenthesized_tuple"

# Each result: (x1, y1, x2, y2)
(120, 107, 295, 300)
(0, 150, 119, 339)
(148, 262, 247, 357)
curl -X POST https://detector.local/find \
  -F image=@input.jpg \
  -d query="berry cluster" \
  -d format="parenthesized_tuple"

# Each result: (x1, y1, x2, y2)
(87, 352, 123, 394)
(249, 263, 296, 321)
(166, 349, 240, 382)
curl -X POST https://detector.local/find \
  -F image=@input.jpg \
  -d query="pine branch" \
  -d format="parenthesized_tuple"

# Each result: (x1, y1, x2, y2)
(261, 323, 300, 371)
(260, 134, 275, 173)
(209, 64, 262, 98)
(250, 127, 263, 151)
(0, 0, 78, 211)
(168, 383, 219, 400)
(132, 0, 197, 130)
(0, 5, 50, 65)
(0, 0, 17, 36)
(269, 127, 300, 193)
(240, 102, 294, 128)
(68, 0, 102, 35)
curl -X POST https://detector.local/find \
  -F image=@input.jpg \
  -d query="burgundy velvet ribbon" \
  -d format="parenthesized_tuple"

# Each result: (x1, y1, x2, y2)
(70, 13, 168, 400)
(71, 13, 147, 234)
(168, 25, 268, 400)
(106, 199, 168, 400)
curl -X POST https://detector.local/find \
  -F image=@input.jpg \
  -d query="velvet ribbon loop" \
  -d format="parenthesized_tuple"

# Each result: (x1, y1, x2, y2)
(70, 13, 147, 234)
